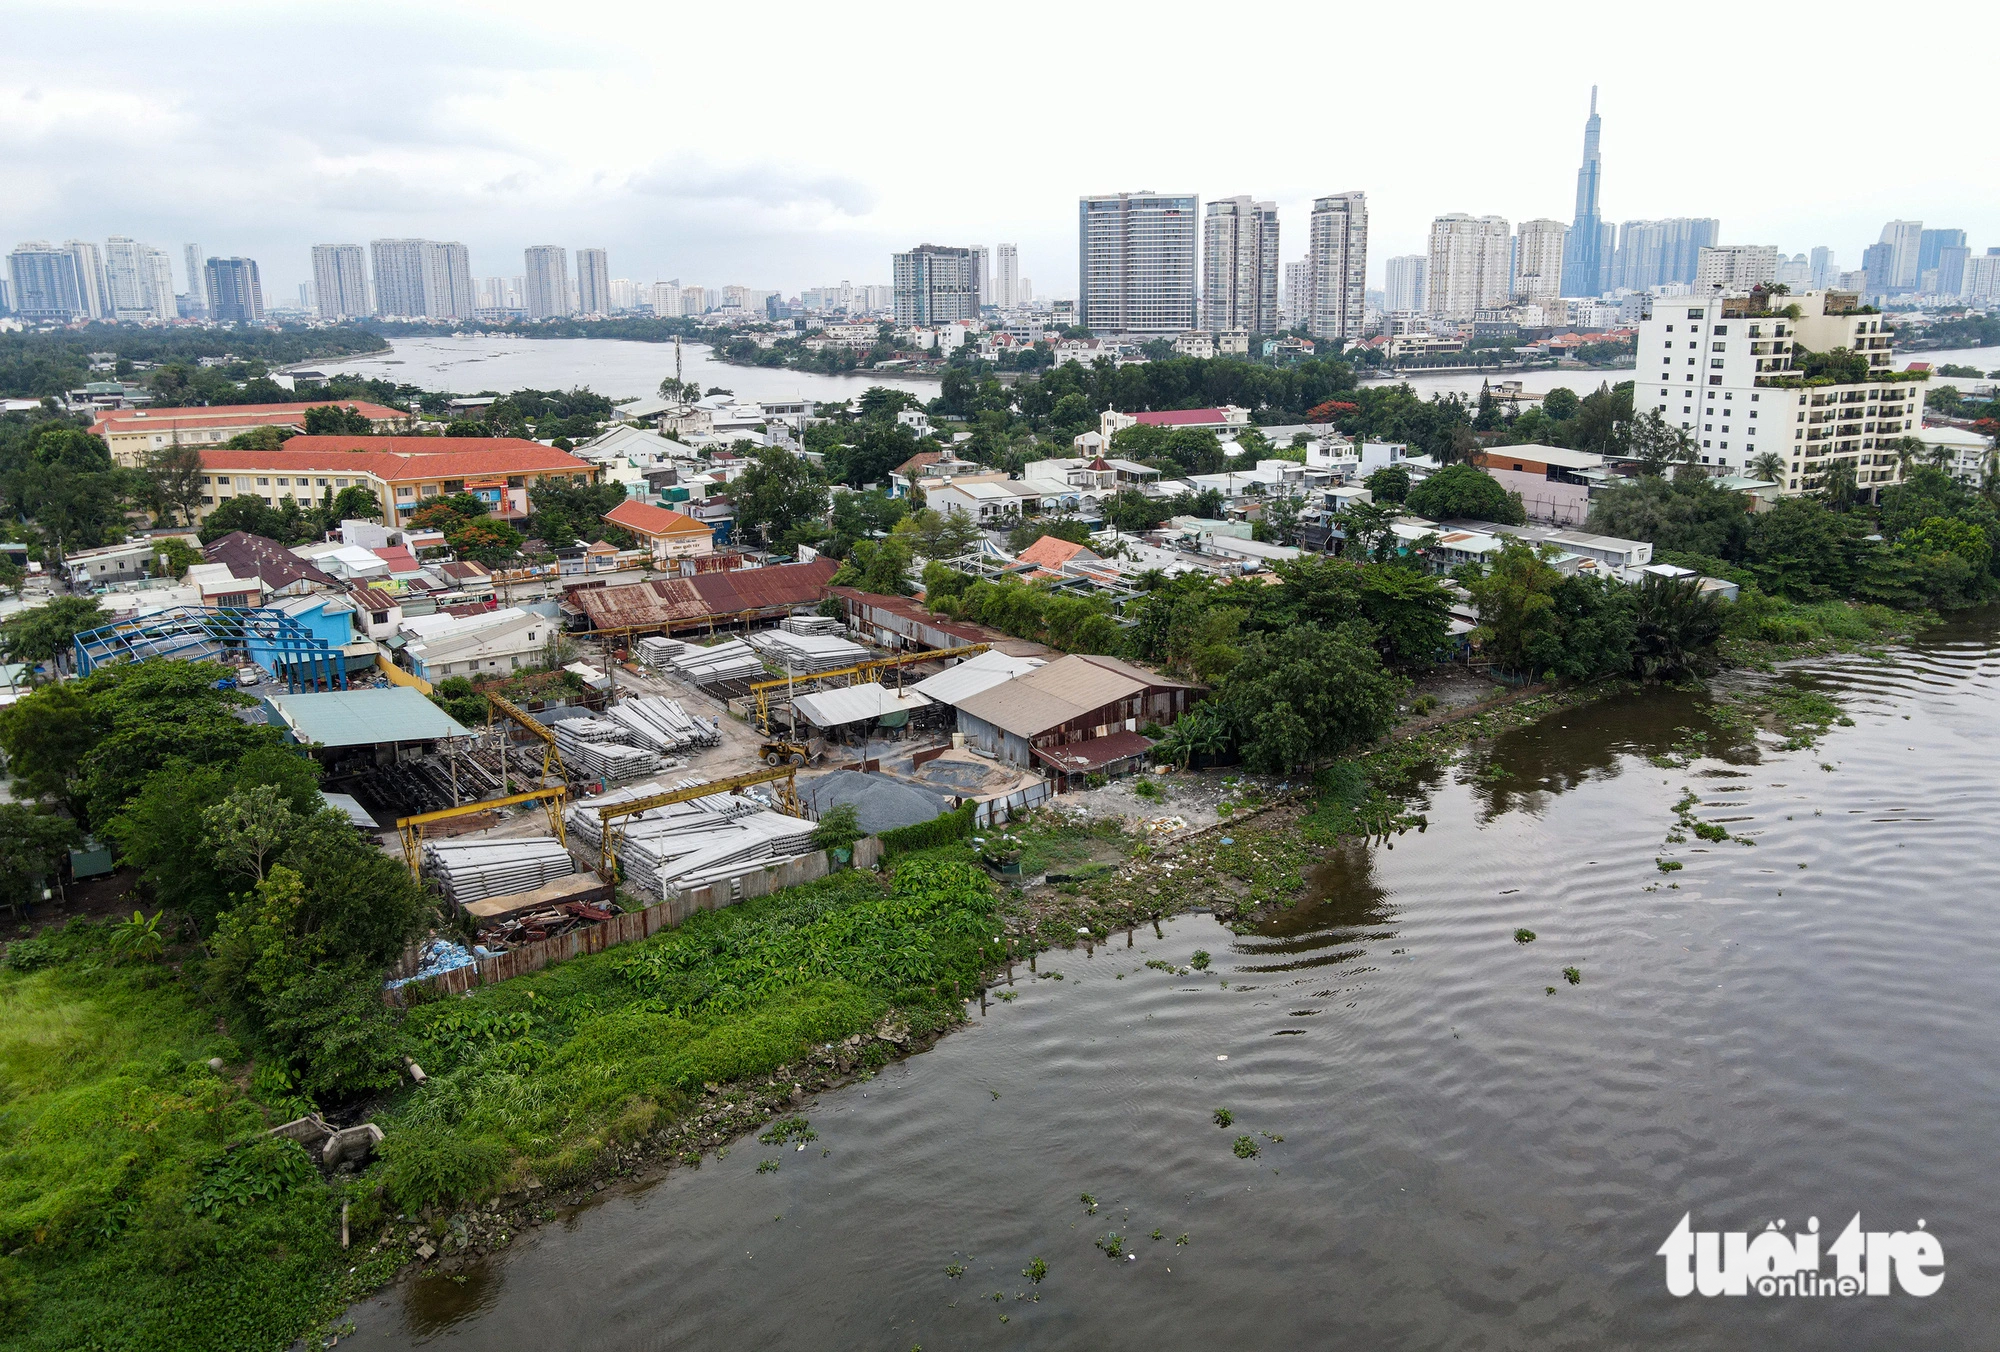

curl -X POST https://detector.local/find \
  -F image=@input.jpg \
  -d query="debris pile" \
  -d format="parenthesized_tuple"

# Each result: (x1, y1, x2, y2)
(566, 778, 817, 897)
(479, 898, 616, 948)
(423, 838, 578, 905)
(385, 937, 478, 988)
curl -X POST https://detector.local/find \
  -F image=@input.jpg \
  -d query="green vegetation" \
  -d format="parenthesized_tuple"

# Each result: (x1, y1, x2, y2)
(0, 326, 390, 401)
(1232, 1135, 1260, 1159)
(1212, 1108, 1233, 1127)
(1514, 928, 1536, 944)
(1405, 463, 1525, 525)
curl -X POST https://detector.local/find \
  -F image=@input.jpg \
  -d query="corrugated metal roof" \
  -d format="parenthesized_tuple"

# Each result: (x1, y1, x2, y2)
(792, 683, 931, 728)
(1033, 729, 1155, 772)
(265, 687, 469, 747)
(953, 654, 1189, 739)
(909, 650, 1045, 706)
(572, 558, 838, 630)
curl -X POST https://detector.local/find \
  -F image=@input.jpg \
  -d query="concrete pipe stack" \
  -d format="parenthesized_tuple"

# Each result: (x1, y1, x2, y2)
(423, 838, 576, 906)
(744, 629, 870, 674)
(667, 639, 766, 686)
(565, 778, 817, 898)
(554, 719, 662, 784)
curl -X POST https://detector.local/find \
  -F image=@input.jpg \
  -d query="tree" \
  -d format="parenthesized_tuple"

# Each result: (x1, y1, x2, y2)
(1363, 464, 1410, 503)
(446, 516, 524, 565)
(144, 444, 208, 525)
(1586, 476, 1752, 562)
(810, 802, 864, 854)
(1626, 409, 1697, 477)
(0, 803, 81, 911)
(1405, 464, 1525, 524)
(831, 536, 916, 595)
(527, 477, 627, 549)
(1795, 347, 1870, 385)
(1746, 496, 1851, 600)
(1629, 574, 1726, 678)
(1218, 624, 1405, 772)
(329, 484, 382, 521)
(1262, 495, 1306, 546)
(732, 447, 829, 546)
(1102, 488, 1171, 532)
(197, 494, 296, 545)
(222, 425, 292, 450)
(1467, 540, 1567, 677)
(203, 784, 300, 884)
(1339, 500, 1400, 561)
(893, 507, 983, 560)
(0, 596, 108, 667)
(302, 404, 373, 436)
(1748, 451, 1788, 484)
(1816, 458, 1861, 512)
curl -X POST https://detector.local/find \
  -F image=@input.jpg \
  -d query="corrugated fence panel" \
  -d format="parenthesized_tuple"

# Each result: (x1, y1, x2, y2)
(388, 852, 841, 1004)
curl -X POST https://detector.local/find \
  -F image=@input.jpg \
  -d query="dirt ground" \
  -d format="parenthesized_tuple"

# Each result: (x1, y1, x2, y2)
(7, 867, 142, 940)
(1052, 765, 1294, 837)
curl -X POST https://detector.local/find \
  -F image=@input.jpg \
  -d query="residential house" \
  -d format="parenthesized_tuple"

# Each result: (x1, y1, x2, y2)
(602, 499, 714, 561)
(952, 653, 1200, 776)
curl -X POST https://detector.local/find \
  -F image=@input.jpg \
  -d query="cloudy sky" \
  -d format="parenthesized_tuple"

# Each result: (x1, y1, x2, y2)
(7, 0, 1995, 302)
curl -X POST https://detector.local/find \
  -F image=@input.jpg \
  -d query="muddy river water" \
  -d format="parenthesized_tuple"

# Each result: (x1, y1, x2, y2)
(342, 614, 2000, 1350)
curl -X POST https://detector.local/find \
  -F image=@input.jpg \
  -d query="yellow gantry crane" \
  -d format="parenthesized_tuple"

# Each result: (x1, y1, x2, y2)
(748, 643, 990, 733)
(395, 785, 568, 879)
(593, 766, 801, 881)
(485, 691, 563, 789)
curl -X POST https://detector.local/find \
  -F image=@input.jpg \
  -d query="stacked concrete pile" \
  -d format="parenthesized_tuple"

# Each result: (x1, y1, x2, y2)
(780, 616, 844, 637)
(667, 639, 765, 686)
(554, 718, 661, 783)
(745, 629, 870, 674)
(565, 778, 817, 898)
(423, 838, 576, 906)
(604, 695, 721, 752)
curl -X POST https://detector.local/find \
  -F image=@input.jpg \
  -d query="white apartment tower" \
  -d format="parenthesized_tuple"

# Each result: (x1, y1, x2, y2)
(1078, 191, 1199, 335)
(523, 246, 573, 320)
(311, 244, 371, 319)
(1426, 214, 1511, 320)
(1636, 289, 1918, 494)
(1877, 221, 1923, 293)
(1694, 245, 1780, 293)
(1513, 219, 1567, 311)
(65, 241, 109, 319)
(994, 244, 1019, 309)
(1384, 255, 1427, 314)
(1304, 193, 1367, 343)
(1201, 197, 1279, 335)
(649, 280, 682, 317)
(576, 248, 611, 316)
(183, 243, 207, 315)
(1283, 259, 1311, 327)
(103, 237, 175, 320)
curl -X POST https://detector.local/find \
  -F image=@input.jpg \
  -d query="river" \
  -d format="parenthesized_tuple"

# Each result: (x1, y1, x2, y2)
(342, 615, 2000, 1350)
(317, 335, 938, 405)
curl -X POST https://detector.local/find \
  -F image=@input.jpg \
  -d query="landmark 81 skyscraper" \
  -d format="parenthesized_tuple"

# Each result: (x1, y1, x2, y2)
(1561, 87, 1612, 299)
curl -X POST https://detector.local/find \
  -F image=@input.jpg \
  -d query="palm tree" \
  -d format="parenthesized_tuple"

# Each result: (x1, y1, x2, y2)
(1818, 459, 1861, 512)
(1748, 451, 1787, 484)
(1631, 574, 1726, 679)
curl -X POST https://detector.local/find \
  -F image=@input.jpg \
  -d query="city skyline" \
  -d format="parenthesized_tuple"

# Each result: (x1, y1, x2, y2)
(5, 2, 1992, 302)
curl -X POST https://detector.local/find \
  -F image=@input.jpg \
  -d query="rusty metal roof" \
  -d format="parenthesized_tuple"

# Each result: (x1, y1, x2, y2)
(573, 558, 838, 631)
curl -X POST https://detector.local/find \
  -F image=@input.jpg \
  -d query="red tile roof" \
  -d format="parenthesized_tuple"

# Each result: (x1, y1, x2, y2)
(372, 546, 419, 572)
(1016, 536, 1097, 570)
(1132, 408, 1233, 428)
(894, 450, 945, 478)
(198, 438, 593, 481)
(92, 400, 406, 437)
(603, 499, 711, 537)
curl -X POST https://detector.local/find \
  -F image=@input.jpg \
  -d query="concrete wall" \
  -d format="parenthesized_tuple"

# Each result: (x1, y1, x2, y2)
(1484, 467, 1590, 527)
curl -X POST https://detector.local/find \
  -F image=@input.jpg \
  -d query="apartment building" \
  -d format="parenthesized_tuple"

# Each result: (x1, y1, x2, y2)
(311, 245, 371, 319)
(1694, 245, 1780, 292)
(1201, 197, 1279, 335)
(1634, 289, 1922, 494)
(1426, 214, 1511, 321)
(91, 400, 409, 468)
(1078, 191, 1198, 335)
(892, 245, 980, 325)
(1306, 192, 1368, 343)
(1512, 220, 1567, 311)
(1384, 254, 1427, 314)
(191, 437, 597, 522)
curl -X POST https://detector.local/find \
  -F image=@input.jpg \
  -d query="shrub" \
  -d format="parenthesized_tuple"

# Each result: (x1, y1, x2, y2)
(381, 1125, 513, 1211)
(879, 800, 976, 858)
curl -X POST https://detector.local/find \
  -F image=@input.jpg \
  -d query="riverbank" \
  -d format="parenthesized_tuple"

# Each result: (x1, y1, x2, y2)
(0, 604, 1940, 1351)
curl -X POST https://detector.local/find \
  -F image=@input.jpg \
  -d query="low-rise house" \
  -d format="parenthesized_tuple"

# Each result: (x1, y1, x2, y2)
(203, 531, 336, 596)
(183, 561, 266, 608)
(59, 539, 167, 589)
(926, 475, 1042, 523)
(952, 653, 1200, 774)
(403, 610, 553, 680)
(1469, 444, 1605, 527)
(1099, 406, 1252, 441)
(602, 499, 715, 562)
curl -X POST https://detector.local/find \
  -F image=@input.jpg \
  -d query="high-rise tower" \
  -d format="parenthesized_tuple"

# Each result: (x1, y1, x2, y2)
(1561, 87, 1611, 298)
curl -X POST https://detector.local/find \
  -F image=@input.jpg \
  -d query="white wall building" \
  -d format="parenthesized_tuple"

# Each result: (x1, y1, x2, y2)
(1202, 197, 1279, 335)
(1078, 191, 1199, 336)
(311, 245, 370, 319)
(1694, 245, 1780, 293)
(1306, 191, 1368, 343)
(1513, 219, 1566, 311)
(523, 245, 573, 319)
(1635, 289, 1921, 493)
(1384, 254, 1427, 314)
(994, 244, 1019, 309)
(576, 248, 611, 316)
(1426, 215, 1511, 321)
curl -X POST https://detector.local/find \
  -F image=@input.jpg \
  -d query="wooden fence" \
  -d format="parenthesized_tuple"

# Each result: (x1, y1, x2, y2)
(385, 848, 843, 1005)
